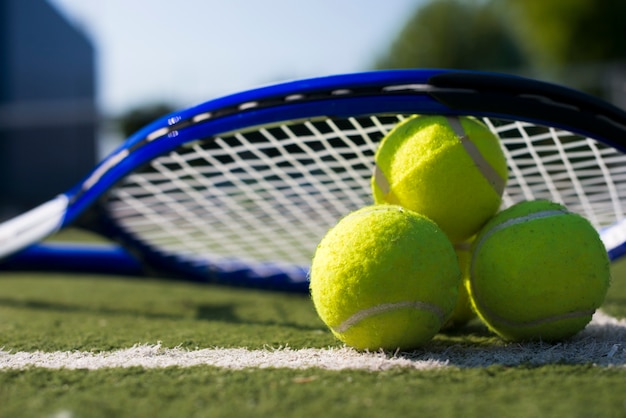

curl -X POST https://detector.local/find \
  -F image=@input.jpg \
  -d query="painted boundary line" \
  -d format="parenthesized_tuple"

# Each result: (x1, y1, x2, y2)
(1, 311, 625, 371)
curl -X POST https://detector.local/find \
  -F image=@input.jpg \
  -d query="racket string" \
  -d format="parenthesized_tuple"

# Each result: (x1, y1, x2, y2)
(103, 115, 626, 267)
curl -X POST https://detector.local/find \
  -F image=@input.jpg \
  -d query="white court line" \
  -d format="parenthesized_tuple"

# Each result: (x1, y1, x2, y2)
(1, 311, 625, 371)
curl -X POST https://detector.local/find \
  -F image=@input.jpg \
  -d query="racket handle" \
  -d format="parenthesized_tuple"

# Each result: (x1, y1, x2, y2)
(0, 195, 69, 259)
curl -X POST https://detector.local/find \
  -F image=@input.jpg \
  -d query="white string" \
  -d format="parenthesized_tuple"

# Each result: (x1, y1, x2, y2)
(105, 115, 626, 266)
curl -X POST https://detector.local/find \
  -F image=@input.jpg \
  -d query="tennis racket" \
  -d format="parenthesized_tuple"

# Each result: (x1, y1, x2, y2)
(2, 69, 626, 293)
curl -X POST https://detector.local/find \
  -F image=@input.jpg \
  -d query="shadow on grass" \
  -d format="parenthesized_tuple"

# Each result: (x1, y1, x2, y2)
(0, 297, 184, 321)
(195, 303, 324, 331)
(0, 297, 325, 332)
(391, 311, 626, 368)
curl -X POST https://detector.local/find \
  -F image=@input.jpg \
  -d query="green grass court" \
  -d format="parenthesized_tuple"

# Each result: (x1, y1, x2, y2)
(1, 249, 625, 417)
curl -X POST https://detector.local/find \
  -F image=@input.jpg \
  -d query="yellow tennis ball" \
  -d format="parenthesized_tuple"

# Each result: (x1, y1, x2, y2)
(309, 205, 461, 351)
(372, 115, 508, 243)
(469, 200, 611, 342)
(441, 242, 476, 331)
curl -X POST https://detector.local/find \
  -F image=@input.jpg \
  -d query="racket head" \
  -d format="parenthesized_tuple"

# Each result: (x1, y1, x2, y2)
(3, 69, 626, 291)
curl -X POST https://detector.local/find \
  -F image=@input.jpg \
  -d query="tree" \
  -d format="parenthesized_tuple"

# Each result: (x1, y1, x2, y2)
(375, 0, 626, 101)
(501, 0, 626, 71)
(374, 0, 525, 72)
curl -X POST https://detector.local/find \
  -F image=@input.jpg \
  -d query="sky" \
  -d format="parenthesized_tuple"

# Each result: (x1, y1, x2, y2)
(48, 0, 424, 116)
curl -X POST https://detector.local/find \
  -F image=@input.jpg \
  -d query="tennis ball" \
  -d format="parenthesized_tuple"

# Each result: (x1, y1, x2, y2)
(309, 205, 461, 351)
(469, 200, 611, 342)
(441, 242, 476, 331)
(372, 115, 508, 243)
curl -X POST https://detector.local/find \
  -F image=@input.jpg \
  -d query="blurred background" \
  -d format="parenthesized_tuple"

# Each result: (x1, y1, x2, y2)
(1, 0, 625, 218)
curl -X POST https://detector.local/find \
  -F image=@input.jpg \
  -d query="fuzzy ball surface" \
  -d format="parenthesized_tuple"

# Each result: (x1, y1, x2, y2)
(372, 115, 508, 243)
(309, 205, 461, 351)
(469, 200, 611, 342)
(441, 242, 476, 331)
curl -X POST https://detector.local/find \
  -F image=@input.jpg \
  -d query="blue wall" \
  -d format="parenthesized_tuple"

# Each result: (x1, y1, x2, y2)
(0, 0, 96, 217)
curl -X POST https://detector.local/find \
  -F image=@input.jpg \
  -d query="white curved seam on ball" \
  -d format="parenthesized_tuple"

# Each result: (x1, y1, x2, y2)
(373, 164, 400, 204)
(332, 301, 447, 334)
(484, 308, 596, 329)
(373, 164, 391, 195)
(445, 116, 506, 196)
(471, 208, 570, 271)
